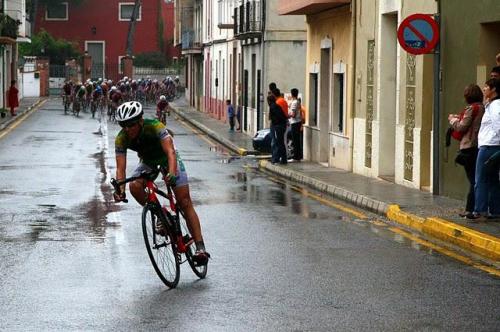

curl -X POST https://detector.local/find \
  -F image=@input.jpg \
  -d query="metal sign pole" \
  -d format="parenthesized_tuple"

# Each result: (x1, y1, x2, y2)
(432, 12, 441, 195)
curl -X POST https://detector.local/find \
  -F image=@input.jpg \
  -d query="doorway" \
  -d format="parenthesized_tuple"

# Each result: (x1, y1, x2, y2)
(85, 41, 104, 80)
(319, 47, 331, 164)
(378, 13, 398, 179)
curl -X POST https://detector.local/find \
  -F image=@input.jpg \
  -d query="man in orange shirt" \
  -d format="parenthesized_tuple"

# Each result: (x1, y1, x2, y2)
(272, 88, 289, 119)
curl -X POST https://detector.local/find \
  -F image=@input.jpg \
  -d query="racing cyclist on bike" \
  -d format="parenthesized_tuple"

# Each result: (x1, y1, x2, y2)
(156, 95, 170, 124)
(113, 101, 210, 265)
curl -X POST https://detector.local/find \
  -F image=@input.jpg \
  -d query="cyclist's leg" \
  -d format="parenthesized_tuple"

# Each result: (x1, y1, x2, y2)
(128, 163, 152, 205)
(172, 184, 203, 243)
(171, 166, 208, 262)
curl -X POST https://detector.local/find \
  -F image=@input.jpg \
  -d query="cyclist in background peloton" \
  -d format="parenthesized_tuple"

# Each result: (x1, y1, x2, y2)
(112, 101, 210, 265)
(156, 95, 170, 124)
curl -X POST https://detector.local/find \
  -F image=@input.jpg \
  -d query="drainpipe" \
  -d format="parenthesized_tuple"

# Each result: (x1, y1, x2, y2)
(432, 0, 441, 195)
(349, 0, 357, 172)
(259, 0, 266, 130)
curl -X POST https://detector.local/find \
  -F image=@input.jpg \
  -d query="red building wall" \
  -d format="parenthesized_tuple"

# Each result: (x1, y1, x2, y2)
(35, 0, 175, 70)
(160, 1, 180, 60)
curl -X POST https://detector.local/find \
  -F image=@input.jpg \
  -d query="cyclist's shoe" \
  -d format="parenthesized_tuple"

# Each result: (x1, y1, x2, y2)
(155, 219, 168, 237)
(192, 250, 210, 266)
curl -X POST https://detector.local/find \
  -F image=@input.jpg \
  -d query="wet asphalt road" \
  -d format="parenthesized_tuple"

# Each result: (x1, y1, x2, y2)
(0, 99, 499, 331)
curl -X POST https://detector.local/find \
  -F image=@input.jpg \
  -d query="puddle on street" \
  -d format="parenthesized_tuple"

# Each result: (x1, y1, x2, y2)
(222, 170, 441, 258)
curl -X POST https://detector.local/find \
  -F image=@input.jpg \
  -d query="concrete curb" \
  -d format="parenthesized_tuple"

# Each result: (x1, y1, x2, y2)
(171, 106, 258, 156)
(0, 98, 47, 132)
(260, 159, 500, 262)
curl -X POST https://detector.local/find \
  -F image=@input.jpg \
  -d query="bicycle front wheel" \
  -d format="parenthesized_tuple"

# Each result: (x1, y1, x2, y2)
(142, 205, 180, 288)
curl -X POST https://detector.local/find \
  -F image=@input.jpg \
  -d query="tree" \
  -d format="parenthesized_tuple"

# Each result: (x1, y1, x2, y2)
(125, 0, 142, 56)
(19, 29, 81, 65)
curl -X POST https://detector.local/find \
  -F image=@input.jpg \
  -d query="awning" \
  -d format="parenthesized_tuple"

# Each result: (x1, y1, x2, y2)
(278, 0, 351, 15)
(16, 37, 31, 43)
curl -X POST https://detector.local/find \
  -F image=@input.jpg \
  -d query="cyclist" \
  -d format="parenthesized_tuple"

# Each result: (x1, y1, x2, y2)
(113, 101, 210, 265)
(156, 95, 170, 124)
(62, 80, 73, 109)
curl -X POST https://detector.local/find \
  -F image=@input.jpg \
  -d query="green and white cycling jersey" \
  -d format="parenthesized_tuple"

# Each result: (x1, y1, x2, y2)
(115, 118, 186, 172)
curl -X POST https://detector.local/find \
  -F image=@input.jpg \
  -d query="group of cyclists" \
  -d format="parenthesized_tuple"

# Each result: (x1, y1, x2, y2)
(61, 75, 180, 122)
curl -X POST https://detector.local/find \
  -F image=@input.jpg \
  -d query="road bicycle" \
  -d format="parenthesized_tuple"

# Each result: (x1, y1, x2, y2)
(157, 108, 169, 125)
(72, 96, 82, 117)
(111, 168, 207, 288)
(90, 98, 98, 118)
(62, 95, 71, 115)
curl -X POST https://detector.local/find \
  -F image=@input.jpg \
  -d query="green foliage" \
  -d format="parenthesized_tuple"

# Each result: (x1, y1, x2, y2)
(134, 51, 168, 68)
(18, 29, 82, 65)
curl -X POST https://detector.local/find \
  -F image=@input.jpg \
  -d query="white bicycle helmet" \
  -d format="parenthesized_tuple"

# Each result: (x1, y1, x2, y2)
(159, 95, 166, 101)
(116, 101, 143, 123)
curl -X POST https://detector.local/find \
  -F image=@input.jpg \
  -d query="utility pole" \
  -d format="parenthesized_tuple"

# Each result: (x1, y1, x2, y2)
(125, 0, 142, 56)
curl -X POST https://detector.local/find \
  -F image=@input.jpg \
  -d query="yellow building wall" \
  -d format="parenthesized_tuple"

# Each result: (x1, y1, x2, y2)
(304, 5, 353, 170)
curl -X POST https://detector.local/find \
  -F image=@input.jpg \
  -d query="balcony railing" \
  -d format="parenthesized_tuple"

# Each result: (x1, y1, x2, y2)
(234, 1, 261, 39)
(0, 14, 20, 39)
(181, 29, 202, 52)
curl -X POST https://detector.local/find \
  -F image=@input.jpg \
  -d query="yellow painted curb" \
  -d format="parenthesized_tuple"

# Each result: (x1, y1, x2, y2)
(424, 217, 500, 261)
(387, 205, 500, 262)
(387, 205, 425, 232)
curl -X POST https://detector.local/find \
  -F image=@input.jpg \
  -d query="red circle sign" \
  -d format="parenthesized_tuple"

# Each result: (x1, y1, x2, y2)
(397, 14, 439, 55)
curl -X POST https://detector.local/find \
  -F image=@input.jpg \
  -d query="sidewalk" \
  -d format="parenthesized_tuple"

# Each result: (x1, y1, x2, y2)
(170, 98, 500, 263)
(0, 97, 45, 132)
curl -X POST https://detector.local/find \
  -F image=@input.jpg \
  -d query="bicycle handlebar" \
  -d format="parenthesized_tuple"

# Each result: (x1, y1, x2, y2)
(110, 177, 132, 203)
(110, 173, 171, 204)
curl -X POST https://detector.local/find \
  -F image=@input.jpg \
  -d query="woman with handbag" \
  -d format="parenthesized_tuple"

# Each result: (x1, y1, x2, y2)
(448, 84, 484, 218)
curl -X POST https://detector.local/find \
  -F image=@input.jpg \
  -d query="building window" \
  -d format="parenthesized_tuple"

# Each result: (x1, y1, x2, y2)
(119, 3, 141, 21)
(332, 72, 345, 133)
(309, 73, 318, 126)
(45, 2, 68, 21)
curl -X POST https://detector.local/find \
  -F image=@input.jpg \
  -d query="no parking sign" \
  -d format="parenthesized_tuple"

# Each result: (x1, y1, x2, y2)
(397, 14, 439, 55)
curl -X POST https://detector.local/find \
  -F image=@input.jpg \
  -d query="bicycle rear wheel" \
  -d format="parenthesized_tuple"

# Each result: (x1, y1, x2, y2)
(142, 205, 180, 288)
(179, 212, 207, 279)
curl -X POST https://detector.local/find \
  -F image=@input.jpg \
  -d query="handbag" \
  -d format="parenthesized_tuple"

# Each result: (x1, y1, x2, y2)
(454, 148, 476, 166)
(454, 150, 468, 166)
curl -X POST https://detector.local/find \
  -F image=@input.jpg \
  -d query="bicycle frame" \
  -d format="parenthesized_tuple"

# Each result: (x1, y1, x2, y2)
(112, 174, 190, 254)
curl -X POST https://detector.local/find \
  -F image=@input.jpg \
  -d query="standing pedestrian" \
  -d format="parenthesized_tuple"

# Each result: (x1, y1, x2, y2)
(8, 80, 19, 116)
(490, 66, 500, 80)
(268, 95, 288, 164)
(448, 84, 484, 218)
(226, 99, 235, 131)
(268, 82, 277, 97)
(288, 88, 303, 161)
(469, 78, 500, 221)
